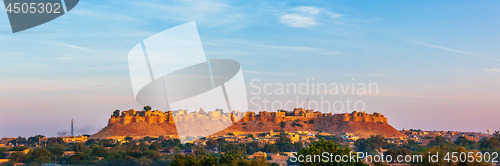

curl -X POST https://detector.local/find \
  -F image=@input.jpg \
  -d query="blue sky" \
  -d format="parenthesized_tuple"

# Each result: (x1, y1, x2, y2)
(0, 0, 499, 137)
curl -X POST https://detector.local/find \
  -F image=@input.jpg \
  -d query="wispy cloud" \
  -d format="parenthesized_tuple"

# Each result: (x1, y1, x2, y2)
(56, 42, 86, 50)
(409, 40, 500, 61)
(292, 6, 322, 14)
(279, 6, 343, 28)
(280, 14, 317, 27)
(410, 41, 473, 55)
(130, 0, 249, 29)
(485, 68, 500, 72)
(48, 41, 92, 51)
(204, 38, 319, 51)
(326, 11, 343, 19)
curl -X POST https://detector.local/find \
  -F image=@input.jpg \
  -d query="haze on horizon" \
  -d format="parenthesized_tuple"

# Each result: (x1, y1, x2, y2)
(0, 0, 499, 138)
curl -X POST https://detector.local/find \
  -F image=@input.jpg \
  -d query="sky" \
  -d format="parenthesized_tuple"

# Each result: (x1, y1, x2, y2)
(0, 0, 499, 138)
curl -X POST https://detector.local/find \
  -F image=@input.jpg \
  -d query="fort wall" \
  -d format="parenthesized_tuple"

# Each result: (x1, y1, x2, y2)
(107, 108, 388, 126)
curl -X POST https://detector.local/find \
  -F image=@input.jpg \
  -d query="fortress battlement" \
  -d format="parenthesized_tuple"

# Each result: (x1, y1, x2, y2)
(108, 108, 242, 126)
(107, 108, 387, 126)
(239, 108, 387, 124)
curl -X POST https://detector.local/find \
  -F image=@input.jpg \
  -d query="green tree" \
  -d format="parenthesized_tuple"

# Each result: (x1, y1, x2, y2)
(144, 105, 152, 111)
(9, 152, 27, 163)
(85, 139, 98, 146)
(72, 142, 89, 152)
(125, 136, 134, 142)
(170, 154, 200, 166)
(454, 136, 478, 149)
(277, 134, 292, 144)
(113, 109, 120, 117)
(48, 144, 64, 156)
(0, 148, 6, 159)
(280, 121, 286, 128)
(68, 152, 88, 164)
(205, 139, 218, 150)
(479, 136, 500, 152)
(8, 146, 28, 151)
(222, 143, 246, 154)
(28, 148, 52, 163)
(399, 140, 423, 151)
(99, 139, 115, 147)
(149, 142, 162, 151)
(92, 146, 106, 157)
(143, 136, 155, 142)
(127, 143, 140, 152)
(383, 148, 411, 163)
(430, 135, 446, 146)
(143, 150, 161, 160)
(46, 138, 58, 144)
(354, 135, 390, 154)
(139, 141, 149, 151)
(27, 135, 45, 146)
(296, 139, 367, 166)
(263, 144, 278, 153)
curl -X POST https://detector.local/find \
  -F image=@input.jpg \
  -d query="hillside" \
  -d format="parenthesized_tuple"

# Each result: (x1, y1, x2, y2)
(90, 121, 178, 140)
(213, 117, 406, 138)
(90, 113, 406, 140)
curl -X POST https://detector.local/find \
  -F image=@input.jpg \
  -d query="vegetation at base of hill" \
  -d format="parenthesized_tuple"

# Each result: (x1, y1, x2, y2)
(354, 135, 390, 154)
(170, 150, 269, 166)
(0, 135, 291, 166)
(0, 148, 6, 159)
(315, 135, 344, 144)
(295, 139, 368, 166)
(1, 131, 499, 165)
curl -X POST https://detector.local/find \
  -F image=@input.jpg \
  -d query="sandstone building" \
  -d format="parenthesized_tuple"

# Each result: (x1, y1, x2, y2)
(107, 108, 387, 126)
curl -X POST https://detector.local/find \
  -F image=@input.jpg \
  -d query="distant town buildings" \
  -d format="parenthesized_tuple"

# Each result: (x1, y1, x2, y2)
(400, 129, 491, 146)
(61, 135, 88, 143)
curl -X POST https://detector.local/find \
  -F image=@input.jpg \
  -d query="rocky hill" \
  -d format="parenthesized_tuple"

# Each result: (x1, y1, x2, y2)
(90, 108, 406, 140)
(213, 118, 406, 138)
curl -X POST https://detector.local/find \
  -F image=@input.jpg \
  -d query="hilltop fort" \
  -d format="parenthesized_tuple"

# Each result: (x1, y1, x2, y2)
(108, 108, 237, 126)
(108, 108, 387, 126)
(92, 108, 403, 140)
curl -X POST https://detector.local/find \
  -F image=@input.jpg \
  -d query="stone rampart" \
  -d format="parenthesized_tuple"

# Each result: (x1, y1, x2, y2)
(107, 108, 388, 126)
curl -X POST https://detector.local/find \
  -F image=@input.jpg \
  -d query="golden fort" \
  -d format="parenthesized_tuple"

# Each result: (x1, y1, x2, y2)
(108, 108, 388, 126)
